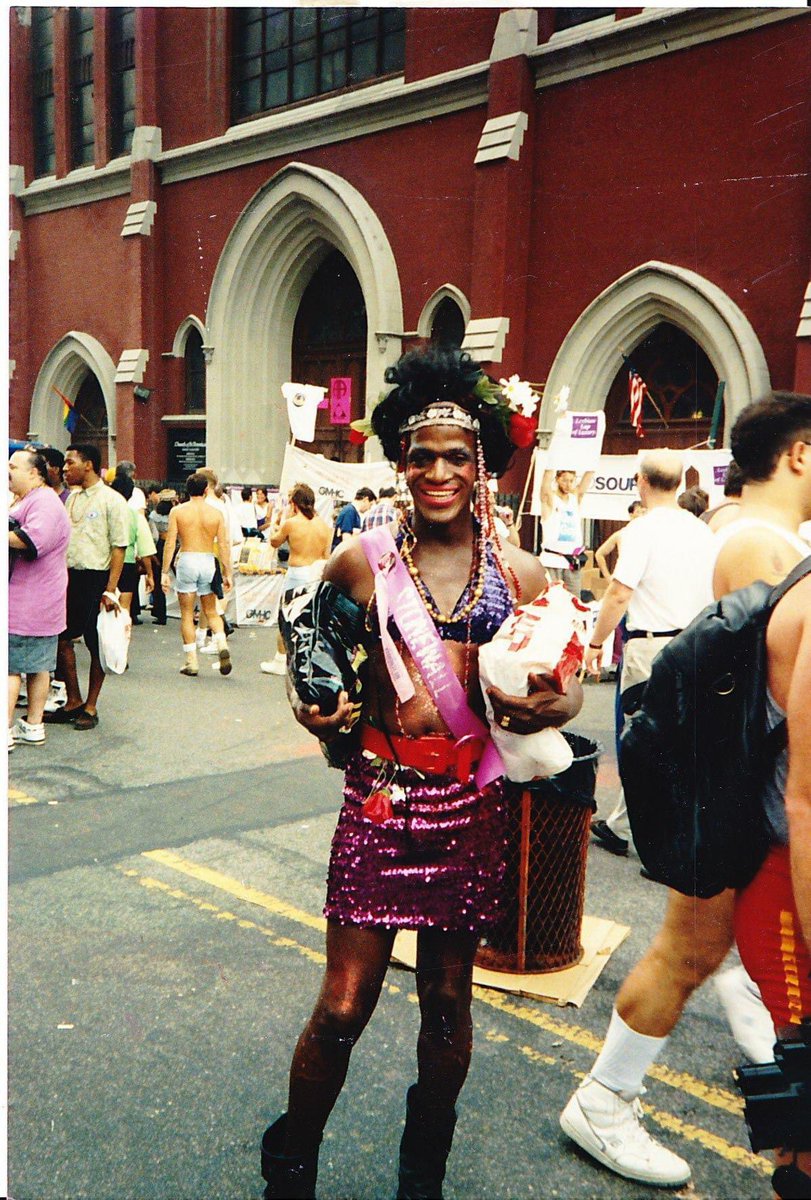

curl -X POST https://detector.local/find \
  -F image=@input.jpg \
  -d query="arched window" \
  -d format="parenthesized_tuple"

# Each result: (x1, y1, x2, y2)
(184, 328, 206, 414)
(430, 297, 466, 349)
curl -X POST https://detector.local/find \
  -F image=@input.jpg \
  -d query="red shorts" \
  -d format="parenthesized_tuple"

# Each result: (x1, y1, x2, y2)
(734, 845, 811, 1031)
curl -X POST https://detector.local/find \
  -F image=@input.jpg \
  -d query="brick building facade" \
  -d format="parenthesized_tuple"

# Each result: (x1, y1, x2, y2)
(9, 6, 811, 492)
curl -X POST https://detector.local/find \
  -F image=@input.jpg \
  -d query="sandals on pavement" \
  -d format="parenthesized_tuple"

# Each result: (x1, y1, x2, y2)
(43, 705, 85, 725)
(73, 710, 99, 731)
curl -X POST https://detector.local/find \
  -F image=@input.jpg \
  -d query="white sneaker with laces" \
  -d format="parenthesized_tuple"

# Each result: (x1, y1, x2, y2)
(560, 1077, 691, 1187)
(43, 680, 67, 713)
(13, 718, 46, 745)
(199, 639, 218, 655)
(260, 657, 287, 675)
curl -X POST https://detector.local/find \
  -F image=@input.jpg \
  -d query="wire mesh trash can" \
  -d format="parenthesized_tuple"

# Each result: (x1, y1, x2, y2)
(476, 732, 601, 974)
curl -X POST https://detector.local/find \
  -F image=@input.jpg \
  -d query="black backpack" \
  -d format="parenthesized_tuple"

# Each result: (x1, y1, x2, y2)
(619, 555, 811, 899)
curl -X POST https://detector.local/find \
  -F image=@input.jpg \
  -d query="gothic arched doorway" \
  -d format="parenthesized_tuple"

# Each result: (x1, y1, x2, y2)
(603, 322, 720, 455)
(72, 372, 109, 467)
(292, 249, 367, 462)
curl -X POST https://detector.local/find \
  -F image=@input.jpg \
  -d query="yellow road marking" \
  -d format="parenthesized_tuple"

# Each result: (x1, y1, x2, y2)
(134, 850, 765, 1174)
(8, 788, 39, 806)
(142, 848, 326, 933)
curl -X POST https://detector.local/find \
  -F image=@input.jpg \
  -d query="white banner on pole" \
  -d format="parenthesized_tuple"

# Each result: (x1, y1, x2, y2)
(280, 445, 396, 524)
(532, 448, 734, 521)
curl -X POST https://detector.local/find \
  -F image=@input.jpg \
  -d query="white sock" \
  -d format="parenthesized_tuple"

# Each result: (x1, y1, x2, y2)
(274, 651, 286, 663)
(195, 629, 207, 648)
(213, 631, 227, 652)
(183, 642, 197, 655)
(589, 1008, 668, 1099)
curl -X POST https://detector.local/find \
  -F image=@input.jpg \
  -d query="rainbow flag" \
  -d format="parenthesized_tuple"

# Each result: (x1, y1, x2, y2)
(54, 385, 78, 434)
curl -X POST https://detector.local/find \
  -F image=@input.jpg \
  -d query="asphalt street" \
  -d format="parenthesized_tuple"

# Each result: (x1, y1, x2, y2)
(7, 619, 773, 1200)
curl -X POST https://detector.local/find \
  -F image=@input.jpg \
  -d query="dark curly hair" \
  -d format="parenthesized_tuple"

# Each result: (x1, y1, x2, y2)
(371, 346, 515, 476)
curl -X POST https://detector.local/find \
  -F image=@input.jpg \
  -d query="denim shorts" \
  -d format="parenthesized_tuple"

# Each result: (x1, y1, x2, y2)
(9, 632, 59, 675)
(175, 551, 216, 596)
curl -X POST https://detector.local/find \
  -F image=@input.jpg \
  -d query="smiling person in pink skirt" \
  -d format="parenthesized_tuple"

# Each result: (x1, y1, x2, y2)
(260, 348, 583, 1199)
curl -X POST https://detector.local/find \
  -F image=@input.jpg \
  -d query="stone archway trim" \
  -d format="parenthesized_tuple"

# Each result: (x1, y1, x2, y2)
(539, 262, 771, 446)
(29, 331, 117, 452)
(205, 161, 404, 481)
(171, 314, 207, 358)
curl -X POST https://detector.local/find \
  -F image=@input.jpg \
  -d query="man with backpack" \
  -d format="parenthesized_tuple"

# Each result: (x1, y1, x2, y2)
(585, 449, 715, 857)
(560, 394, 811, 1189)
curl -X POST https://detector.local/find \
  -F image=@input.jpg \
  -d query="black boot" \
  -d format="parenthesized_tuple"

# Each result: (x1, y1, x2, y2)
(397, 1084, 457, 1200)
(260, 1113, 320, 1200)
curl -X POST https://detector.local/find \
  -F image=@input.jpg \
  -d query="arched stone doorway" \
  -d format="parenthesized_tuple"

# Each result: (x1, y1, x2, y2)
(29, 331, 117, 460)
(206, 162, 404, 483)
(292, 249, 367, 463)
(539, 262, 770, 445)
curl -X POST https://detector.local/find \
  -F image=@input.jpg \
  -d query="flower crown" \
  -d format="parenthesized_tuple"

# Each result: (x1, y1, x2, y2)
(350, 370, 541, 450)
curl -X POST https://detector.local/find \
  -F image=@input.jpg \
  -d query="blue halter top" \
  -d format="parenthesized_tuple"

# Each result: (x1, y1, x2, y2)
(375, 533, 515, 645)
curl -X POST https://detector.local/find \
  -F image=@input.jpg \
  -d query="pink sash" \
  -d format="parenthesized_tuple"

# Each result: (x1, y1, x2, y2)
(360, 527, 504, 788)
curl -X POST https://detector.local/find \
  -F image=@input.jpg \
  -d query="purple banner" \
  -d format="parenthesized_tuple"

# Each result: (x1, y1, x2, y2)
(713, 464, 728, 486)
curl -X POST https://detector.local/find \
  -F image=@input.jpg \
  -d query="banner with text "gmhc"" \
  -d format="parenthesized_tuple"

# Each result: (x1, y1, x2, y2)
(280, 445, 396, 524)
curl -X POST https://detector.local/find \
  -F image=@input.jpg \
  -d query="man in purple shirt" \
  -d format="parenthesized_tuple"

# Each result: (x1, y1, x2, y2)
(8, 448, 71, 747)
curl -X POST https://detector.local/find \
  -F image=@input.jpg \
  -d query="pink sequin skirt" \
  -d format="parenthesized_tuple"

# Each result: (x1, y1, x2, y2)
(324, 751, 507, 932)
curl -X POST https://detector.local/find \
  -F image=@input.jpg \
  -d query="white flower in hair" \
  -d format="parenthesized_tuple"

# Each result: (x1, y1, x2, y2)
(553, 386, 570, 414)
(499, 375, 540, 419)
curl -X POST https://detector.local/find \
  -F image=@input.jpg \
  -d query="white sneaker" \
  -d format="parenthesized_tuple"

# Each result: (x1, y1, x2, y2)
(43, 680, 67, 713)
(560, 1077, 691, 1187)
(199, 639, 218, 655)
(260, 658, 287, 675)
(12, 718, 46, 746)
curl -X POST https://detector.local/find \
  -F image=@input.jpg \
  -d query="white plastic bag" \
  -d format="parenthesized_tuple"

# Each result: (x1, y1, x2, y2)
(97, 603, 132, 674)
(478, 583, 589, 782)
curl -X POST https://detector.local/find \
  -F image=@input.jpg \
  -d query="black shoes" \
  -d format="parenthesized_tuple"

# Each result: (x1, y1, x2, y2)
(590, 819, 629, 857)
(397, 1084, 457, 1200)
(260, 1114, 319, 1200)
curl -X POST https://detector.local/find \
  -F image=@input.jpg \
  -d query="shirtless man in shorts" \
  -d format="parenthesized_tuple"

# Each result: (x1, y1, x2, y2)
(162, 471, 233, 677)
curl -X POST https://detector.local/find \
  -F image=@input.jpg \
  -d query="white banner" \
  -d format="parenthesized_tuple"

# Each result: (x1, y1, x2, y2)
(282, 382, 327, 443)
(546, 410, 606, 473)
(280, 444, 396, 524)
(234, 572, 285, 627)
(531, 448, 735, 521)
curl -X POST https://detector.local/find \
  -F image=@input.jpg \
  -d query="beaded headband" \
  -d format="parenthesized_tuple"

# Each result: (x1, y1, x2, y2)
(398, 402, 480, 436)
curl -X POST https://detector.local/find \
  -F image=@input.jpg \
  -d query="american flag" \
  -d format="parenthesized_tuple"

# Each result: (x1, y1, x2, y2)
(628, 368, 646, 439)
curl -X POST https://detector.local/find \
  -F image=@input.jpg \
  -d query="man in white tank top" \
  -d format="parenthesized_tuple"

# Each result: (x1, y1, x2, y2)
(540, 467, 595, 596)
(559, 392, 811, 1189)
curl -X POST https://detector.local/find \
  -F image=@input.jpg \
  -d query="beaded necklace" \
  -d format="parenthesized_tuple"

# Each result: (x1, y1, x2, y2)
(399, 519, 487, 625)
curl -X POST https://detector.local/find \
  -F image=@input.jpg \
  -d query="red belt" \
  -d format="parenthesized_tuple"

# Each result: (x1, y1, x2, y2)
(360, 724, 484, 782)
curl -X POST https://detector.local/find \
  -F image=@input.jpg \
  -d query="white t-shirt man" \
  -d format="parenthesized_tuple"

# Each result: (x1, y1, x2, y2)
(613, 507, 715, 633)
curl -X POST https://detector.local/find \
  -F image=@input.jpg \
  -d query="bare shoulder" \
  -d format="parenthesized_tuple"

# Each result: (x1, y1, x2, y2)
(323, 538, 374, 605)
(500, 541, 546, 603)
(714, 525, 804, 594)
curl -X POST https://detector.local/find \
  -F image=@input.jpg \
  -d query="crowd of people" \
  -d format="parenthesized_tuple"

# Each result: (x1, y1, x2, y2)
(7, 348, 811, 1200)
